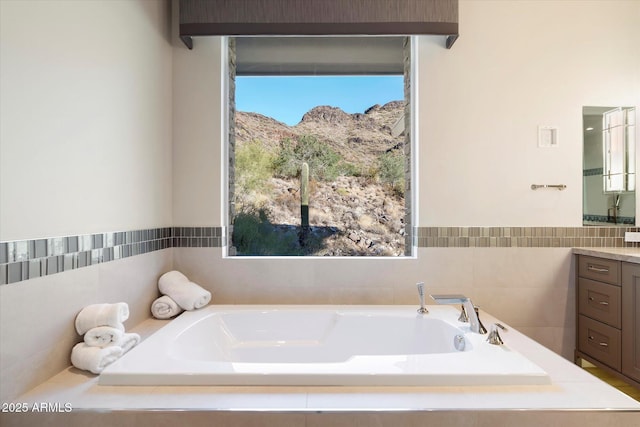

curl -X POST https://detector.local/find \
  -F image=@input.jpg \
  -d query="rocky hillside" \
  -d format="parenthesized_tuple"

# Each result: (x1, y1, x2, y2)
(233, 101, 407, 256)
(236, 101, 404, 164)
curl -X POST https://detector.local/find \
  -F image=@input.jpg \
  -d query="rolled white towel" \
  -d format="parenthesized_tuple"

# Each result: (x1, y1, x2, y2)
(151, 295, 184, 319)
(116, 332, 141, 354)
(84, 326, 124, 348)
(75, 302, 129, 335)
(158, 270, 189, 288)
(161, 281, 211, 310)
(158, 271, 211, 310)
(71, 343, 123, 374)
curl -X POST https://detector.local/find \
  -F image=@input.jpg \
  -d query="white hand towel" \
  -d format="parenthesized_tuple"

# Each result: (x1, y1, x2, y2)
(151, 295, 184, 319)
(84, 326, 124, 348)
(71, 343, 123, 374)
(75, 302, 129, 335)
(116, 332, 141, 354)
(158, 271, 211, 311)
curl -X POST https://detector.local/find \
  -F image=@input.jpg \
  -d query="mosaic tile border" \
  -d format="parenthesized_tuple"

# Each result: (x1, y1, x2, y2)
(583, 214, 635, 225)
(0, 227, 224, 285)
(2, 226, 638, 284)
(172, 226, 224, 248)
(414, 226, 640, 248)
(583, 168, 604, 177)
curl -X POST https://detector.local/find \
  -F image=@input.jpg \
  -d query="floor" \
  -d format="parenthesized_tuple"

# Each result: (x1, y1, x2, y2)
(584, 366, 640, 402)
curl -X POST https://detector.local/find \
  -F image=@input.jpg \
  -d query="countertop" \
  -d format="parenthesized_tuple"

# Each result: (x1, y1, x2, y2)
(573, 247, 640, 263)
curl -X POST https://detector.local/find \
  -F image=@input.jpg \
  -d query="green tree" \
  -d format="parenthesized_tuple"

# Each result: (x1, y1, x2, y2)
(274, 135, 342, 181)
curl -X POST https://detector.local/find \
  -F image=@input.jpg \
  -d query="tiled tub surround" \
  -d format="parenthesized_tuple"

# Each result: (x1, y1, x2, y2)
(1, 226, 638, 410)
(3, 308, 638, 427)
(175, 246, 579, 359)
(2, 245, 639, 425)
(0, 227, 223, 285)
(0, 248, 173, 404)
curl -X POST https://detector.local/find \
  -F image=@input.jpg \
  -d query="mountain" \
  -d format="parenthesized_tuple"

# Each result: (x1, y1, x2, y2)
(235, 101, 404, 165)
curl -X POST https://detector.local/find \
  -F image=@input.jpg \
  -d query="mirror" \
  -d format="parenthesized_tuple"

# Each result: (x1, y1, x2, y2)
(583, 106, 636, 226)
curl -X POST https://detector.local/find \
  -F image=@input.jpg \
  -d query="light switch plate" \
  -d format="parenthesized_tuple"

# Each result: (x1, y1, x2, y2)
(538, 126, 558, 148)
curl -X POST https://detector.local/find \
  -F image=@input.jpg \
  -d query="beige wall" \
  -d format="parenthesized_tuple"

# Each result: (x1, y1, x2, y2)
(0, 0, 174, 241)
(419, 0, 640, 226)
(0, 0, 174, 402)
(172, 36, 223, 226)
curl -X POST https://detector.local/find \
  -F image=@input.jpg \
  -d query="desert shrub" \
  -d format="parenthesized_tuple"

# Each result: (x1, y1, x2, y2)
(273, 135, 342, 181)
(232, 209, 301, 255)
(235, 140, 275, 195)
(338, 161, 359, 177)
(232, 207, 329, 256)
(378, 151, 405, 196)
(232, 209, 265, 254)
(340, 161, 373, 177)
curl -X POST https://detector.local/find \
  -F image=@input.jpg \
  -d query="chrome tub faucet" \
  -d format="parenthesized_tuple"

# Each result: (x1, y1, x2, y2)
(429, 294, 487, 335)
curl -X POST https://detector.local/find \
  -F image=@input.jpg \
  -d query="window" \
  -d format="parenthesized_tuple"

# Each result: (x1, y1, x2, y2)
(603, 107, 636, 193)
(225, 37, 415, 257)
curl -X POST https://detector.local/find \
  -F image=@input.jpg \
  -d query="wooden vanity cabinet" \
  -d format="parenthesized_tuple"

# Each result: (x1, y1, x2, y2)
(576, 255, 640, 388)
(621, 262, 640, 383)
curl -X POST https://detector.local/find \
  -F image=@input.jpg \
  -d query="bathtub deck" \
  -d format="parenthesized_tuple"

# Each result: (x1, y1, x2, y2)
(11, 307, 640, 413)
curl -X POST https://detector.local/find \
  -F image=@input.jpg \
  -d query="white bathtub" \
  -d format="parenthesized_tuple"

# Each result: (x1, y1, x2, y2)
(99, 305, 551, 387)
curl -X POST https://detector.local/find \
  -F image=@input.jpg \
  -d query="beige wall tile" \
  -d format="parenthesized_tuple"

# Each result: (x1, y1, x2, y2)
(0, 250, 172, 402)
(472, 248, 572, 289)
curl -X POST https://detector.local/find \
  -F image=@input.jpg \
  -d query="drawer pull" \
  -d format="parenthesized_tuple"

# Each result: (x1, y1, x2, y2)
(588, 336, 609, 347)
(587, 265, 609, 273)
(587, 297, 609, 306)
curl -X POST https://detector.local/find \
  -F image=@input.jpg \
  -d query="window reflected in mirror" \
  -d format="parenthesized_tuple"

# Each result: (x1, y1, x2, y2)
(583, 106, 636, 226)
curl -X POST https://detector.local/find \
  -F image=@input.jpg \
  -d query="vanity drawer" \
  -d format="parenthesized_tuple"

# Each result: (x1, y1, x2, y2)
(578, 315, 621, 371)
(578, 256, 620, 285)
(578, 278, 621, 328)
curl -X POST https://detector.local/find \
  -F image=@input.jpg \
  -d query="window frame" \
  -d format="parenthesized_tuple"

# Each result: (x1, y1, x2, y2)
(221, 36, 419, 258)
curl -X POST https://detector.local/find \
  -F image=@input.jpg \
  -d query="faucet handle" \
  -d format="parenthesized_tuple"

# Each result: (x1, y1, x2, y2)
(486, 324, 504, 345)
(474, 306, 488, 334)
(458, 304, 469, 323)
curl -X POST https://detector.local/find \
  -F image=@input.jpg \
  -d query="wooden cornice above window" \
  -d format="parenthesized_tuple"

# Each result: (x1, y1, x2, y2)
(179, 0, 459, 50)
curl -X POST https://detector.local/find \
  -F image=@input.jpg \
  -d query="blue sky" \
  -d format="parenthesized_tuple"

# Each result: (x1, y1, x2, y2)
(236, 76, 403, 126)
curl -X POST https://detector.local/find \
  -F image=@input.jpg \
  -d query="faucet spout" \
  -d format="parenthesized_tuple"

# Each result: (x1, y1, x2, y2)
(461, 298, 481, 334)
(430, 294, 485, 334)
